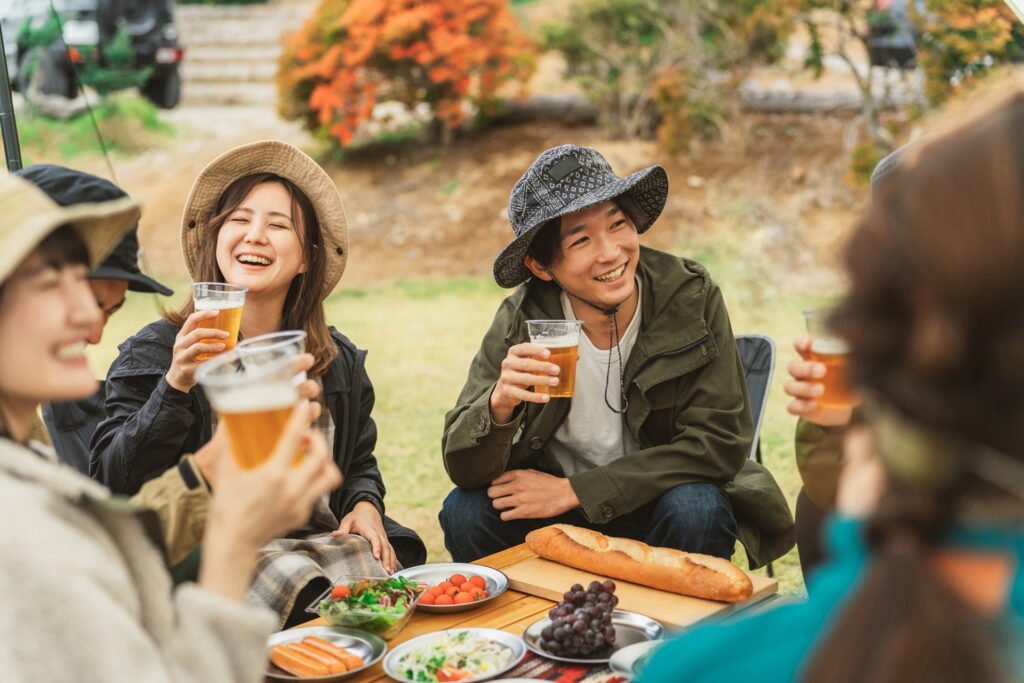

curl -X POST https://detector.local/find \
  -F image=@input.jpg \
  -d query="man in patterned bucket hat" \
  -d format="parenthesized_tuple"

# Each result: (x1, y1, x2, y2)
(439, 145, 795, 568)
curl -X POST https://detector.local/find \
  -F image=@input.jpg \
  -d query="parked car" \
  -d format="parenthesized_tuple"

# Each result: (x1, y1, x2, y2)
(0, 0, 182, 108)
(866, 0, 920, 69)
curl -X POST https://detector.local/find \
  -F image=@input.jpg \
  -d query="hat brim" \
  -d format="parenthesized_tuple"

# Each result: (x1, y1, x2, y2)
(180, 140, 348, 299)
(0, 194, 141, 287)
(493, 164, 668, 288)
(89, 265, 174, 296)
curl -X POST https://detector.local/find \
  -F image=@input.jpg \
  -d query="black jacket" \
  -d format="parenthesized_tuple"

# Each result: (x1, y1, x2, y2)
(42, 388, 105, 475)
(91, 320, 426, 566)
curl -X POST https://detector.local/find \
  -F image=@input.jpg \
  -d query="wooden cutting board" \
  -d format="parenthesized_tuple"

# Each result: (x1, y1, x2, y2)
(502, 555, 777, 632)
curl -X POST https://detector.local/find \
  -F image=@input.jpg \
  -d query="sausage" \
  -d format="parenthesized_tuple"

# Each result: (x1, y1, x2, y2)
(288, 642, 348, 674)
(270, 644, 329, 677)
(302, 636, 366, 669)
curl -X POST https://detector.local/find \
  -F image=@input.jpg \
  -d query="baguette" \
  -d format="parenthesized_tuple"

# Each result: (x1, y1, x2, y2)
(525, 524, 753, 603)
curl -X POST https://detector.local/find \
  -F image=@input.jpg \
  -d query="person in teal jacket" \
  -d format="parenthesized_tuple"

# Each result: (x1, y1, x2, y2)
(641, 86, 1024, 683)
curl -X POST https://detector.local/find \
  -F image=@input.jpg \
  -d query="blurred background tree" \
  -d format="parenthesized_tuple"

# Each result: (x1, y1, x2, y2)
(541, 0, 795, 154)
(277, 0, 537, 149)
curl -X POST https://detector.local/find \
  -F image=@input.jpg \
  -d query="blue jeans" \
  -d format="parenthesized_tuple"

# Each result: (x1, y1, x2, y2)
(439, 482, 738, 562)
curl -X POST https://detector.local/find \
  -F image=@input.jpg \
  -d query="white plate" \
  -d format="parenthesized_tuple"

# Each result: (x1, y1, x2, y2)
(522, 610, 664, 665)
(608, 640, 664, 679)
(393, 563, 510, 613)
(265, 625, 387, 681)
(383, 627, 526, 683)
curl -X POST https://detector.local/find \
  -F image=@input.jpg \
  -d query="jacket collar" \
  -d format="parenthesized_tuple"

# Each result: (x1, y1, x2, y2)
(321, 327, 356, 396)
(508, 246, 712, 365)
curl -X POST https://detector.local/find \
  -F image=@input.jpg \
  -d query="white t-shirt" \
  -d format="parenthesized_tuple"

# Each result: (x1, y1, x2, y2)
(546, 282, 642, 477)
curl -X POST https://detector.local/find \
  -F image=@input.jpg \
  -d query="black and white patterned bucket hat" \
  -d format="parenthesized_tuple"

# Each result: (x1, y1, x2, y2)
(493, 144, 668, 288)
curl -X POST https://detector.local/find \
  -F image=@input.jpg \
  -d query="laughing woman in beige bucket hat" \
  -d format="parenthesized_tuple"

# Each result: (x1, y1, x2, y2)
(0, 173, 340, 681)
(91, 140, 425, 626)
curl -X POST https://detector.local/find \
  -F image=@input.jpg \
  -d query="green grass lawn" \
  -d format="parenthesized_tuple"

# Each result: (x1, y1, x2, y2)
(89, 254, 840, 597)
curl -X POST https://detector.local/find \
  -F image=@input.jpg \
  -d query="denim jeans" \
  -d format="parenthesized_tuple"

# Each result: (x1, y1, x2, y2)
(439, 481, 738, 562)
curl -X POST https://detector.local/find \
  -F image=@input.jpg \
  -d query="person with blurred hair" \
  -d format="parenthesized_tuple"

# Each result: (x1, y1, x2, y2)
(0, 173, 342, 682)
(640, 85, 1024, 683)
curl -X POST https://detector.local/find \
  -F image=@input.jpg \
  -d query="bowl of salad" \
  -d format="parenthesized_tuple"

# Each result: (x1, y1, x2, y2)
(308, 576, 423, 640)
(383, 628, 526, 683)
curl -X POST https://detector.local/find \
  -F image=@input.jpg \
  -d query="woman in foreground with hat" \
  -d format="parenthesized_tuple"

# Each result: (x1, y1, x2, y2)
(91, 140, 425, 625)
(0, 173, 340, 681)
(640, 86, 1024, 683)
(439, 145, 793, 569)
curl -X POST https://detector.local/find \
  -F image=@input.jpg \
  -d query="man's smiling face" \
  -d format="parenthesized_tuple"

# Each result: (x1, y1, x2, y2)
(525, 199, 639, 309)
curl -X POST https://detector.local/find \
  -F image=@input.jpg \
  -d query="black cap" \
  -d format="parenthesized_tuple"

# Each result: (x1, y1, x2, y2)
(15, 164, 174, 296)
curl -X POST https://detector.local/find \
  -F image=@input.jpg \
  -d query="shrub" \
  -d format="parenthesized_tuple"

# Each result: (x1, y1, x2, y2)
(278, 0, 536, 148)
(542, 0, 793, 151)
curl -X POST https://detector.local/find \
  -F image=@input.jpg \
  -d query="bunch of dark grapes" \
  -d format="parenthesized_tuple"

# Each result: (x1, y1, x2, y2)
(539, 580, 618, 658)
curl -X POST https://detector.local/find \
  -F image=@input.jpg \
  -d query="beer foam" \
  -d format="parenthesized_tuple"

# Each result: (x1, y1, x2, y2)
(211, 382, 297, 413)
(532, 334, 578, 348)
(195, 298, 242, 311)
(810, 337, 850, 355)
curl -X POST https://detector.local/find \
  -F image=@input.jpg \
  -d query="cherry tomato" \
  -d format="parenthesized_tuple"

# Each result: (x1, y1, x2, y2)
(435, 594, 454, 605)
(449, 573, 468, 586)
(468, 575, 486, 589)
(330, 585, 351, 600)
(453, 592, 474, 604)
(419, 592, 437, 605)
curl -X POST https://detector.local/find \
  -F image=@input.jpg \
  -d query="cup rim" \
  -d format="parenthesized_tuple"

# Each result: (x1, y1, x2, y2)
(191, 281, 249, 295)
(195, 347, 296, 389)
(236, 330, 308, 353)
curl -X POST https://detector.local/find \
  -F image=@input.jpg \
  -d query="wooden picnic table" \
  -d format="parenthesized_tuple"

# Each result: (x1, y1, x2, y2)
(281, 542, 774, 682)
(286, 544, 551, 683)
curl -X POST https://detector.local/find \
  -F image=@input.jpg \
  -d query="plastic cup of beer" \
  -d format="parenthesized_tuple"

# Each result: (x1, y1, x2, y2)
(803, 307, 855, 409)
(237, 330, 308, 385)
(192, 282, 247, 361)
(195, 346, 302, 469)
(526, 320, 583, 398)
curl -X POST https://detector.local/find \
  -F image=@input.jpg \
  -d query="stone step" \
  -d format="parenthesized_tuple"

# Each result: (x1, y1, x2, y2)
(181, 60, 278, 83)
(181, 80, 278, 105)
(183, 45, 283, 64)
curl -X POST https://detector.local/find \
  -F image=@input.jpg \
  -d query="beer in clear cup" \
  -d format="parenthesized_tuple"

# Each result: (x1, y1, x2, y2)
(195, 346, 302, 469)
(192, 282, 247, 361)
(803, 307, 855, 409)
(527, 320, 583, 398)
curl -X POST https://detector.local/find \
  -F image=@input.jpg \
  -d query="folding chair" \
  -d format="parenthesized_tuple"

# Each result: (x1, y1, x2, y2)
(734, 334, 777, 576)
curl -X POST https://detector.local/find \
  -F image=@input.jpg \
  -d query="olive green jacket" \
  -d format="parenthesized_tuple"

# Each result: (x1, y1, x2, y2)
(442, 247, 794, 568)
(795, 419, 846, 511)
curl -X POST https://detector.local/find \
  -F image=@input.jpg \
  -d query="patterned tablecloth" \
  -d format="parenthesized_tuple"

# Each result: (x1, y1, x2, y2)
(499, 651, 627, 682)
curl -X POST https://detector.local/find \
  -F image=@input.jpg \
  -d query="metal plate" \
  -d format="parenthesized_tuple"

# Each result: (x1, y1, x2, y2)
(265, 625, 387, 681)
(383, 628, 526, 683)
(608, 640, 664, 679)
(393, 563, 510, 613)
(522, 610, 664, 665)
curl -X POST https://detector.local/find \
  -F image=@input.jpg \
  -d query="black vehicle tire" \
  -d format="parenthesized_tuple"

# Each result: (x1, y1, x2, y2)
(143, 66, 181, 109)
(17, 45, 75, 99)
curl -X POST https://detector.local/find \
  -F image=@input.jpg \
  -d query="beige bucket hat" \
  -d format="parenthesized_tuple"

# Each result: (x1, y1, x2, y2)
(180, 140, 348, 299)
(0, 173, 141, 285)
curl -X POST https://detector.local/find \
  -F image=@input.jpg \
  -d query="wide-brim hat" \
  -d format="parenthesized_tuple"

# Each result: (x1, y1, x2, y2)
(494, 144, 669, 288)
(0, 173, 141, 286)
(181, 140, 348, 299)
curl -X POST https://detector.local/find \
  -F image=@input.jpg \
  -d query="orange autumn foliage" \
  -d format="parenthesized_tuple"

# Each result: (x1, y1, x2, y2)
(278, 0, 536, 148)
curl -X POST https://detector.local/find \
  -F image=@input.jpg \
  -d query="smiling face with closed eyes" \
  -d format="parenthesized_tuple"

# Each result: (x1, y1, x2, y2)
(215, 181, 307, 301)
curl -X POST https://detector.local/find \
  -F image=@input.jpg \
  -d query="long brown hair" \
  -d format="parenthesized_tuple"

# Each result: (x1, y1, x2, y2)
(802, 89, 1024, 682)
(166, 174, 337, 376)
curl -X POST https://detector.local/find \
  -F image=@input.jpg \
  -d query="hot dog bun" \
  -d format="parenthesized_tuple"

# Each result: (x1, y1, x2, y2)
(525, 524, 753, 603)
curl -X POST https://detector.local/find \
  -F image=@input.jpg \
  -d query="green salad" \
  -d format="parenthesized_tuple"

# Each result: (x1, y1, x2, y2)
(317, 577, 422, 639)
